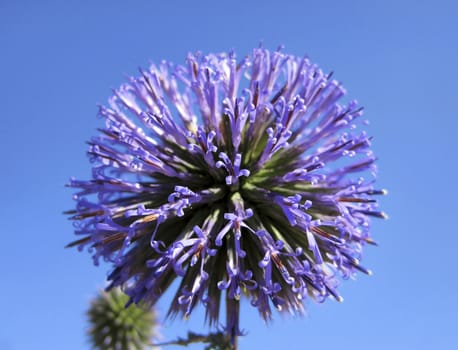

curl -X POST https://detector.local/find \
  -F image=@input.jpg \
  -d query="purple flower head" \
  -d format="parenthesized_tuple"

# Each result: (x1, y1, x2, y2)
(67, 46, 386, 345)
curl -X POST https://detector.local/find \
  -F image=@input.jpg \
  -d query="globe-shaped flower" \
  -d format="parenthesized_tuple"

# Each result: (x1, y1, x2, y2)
(68, 47, 385, 346)
(87, 288, 158, 350)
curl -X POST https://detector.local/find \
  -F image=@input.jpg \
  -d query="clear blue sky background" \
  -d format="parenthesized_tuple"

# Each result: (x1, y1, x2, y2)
(1, 0, 457, 349)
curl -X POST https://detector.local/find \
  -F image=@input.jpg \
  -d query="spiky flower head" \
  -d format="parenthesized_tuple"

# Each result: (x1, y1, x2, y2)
(87, 288, 158, 350)
(68, 47, 385, 345)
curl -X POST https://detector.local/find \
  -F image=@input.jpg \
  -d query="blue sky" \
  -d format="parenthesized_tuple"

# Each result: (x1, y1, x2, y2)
(1, 0, 457, 349)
